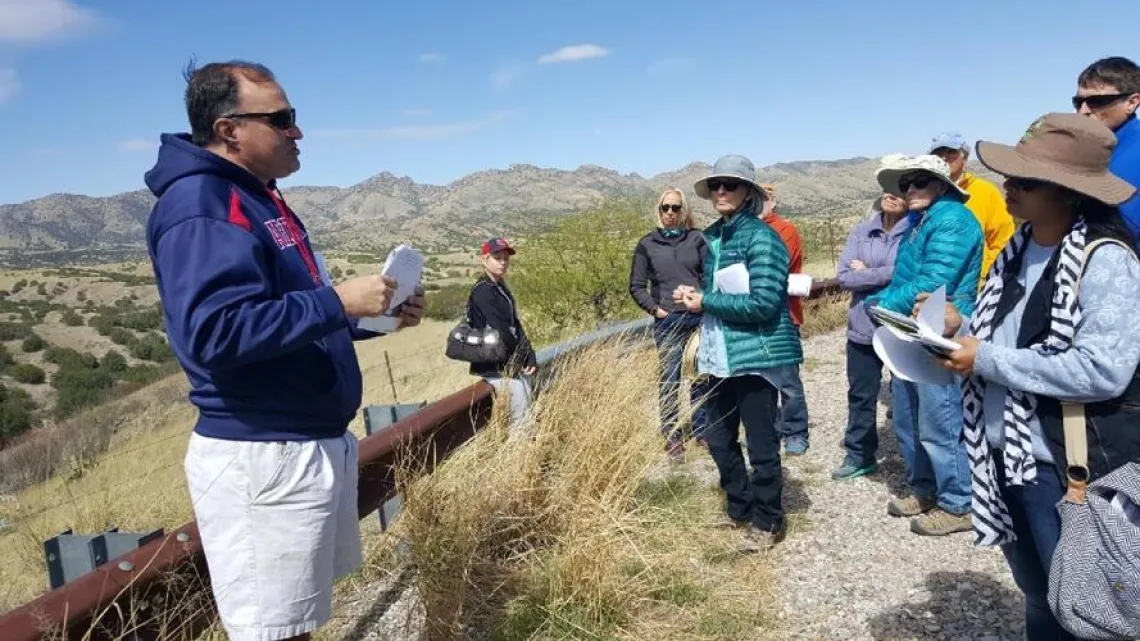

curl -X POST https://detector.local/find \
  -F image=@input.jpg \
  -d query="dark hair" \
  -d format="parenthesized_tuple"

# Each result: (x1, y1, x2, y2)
(182, 58, 276, 146)
(1077, 56, 1140, 94)
(1078, 196, 1136, 248)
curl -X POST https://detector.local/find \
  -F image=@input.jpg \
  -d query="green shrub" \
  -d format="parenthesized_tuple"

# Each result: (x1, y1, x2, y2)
(0, 344, 12, 367)
(61, 309, 84, 326)
(107, 327, 135, 346)
(20, 333, 46, 353)
(425, 283, 471, 321)
(10, 363, 45, 385)
(100, 350, 128, 375)
(0, 323, 29, 341)
(44, 346, 98, 370)
(52, 367, 115, 418)
(128, 332, 173, 362)
(0, 387, 34, 441)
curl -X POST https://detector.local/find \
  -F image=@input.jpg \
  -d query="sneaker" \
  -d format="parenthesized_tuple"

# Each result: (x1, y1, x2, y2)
(740, 524, 786, 553)
(910, 508, 971, 536)
(887, 495, 937, 518)
(784, 438, 809, 456)
(831, 462, 877, 481)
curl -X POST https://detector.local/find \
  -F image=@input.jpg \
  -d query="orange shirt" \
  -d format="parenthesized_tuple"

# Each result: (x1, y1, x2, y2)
(762, 211, 804, 326)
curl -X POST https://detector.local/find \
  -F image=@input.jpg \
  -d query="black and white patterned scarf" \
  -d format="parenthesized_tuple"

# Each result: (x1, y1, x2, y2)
(962, 218, 1087, 546)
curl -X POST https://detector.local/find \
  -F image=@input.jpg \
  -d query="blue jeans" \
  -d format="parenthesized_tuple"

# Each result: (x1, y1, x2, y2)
(890, 377, 971, 514)
(995, 454, 1088, 640)
(652, 312, 706, 440)
(768, 365, 809, 446)
(843, 341, 883, 467)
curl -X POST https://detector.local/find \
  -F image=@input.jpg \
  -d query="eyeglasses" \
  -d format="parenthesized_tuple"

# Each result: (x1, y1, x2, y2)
(1006, 177, 1046, 192)
(659, 204, 682, 213)
(1072, 93, 1131, 111)
(898, 174, 935, 193)
(706, 179, 742, 193)
(223, 107, 297, 130)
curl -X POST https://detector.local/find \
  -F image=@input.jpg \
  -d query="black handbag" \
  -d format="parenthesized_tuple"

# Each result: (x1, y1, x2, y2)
(445, 301, 509, 364)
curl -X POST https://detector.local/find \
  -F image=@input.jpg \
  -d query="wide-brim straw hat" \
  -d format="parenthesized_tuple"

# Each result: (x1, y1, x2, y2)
(975, 112, 1136, 206)
(874, 153, 971, 201)
(694, 154, 765, 200)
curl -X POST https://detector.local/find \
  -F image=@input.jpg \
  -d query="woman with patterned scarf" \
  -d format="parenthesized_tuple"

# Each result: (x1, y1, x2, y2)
(673, 154, 803, 553)
(925, 113, 1140, 640)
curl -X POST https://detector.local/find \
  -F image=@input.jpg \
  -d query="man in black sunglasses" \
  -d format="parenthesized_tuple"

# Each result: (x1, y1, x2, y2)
(1075, 56, 1140, 239)
(143, 60, 424, 641)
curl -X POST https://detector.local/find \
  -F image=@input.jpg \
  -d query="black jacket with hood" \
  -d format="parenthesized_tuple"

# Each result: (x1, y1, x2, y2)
(628, 229, 708, 314)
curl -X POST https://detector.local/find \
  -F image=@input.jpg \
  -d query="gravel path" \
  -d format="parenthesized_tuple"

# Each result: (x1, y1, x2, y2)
(752, 329, 1024, 640)
(330, 329, 1026, 640)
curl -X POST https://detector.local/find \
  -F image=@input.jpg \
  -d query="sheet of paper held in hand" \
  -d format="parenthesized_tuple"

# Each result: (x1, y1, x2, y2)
(357, 244, 423, 334)
(870, 286, 962, 385)
(713, 263, 750, 294)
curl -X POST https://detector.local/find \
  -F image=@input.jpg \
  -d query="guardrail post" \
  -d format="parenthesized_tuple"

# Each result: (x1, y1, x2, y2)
(43, 527, 165, 590)
(362, 403, 425, 530)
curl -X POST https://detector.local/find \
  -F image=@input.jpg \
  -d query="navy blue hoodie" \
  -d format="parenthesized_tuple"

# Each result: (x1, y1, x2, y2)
(145, 133, 369, 441)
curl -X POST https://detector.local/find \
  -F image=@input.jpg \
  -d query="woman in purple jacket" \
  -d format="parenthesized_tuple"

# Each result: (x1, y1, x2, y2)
(831, 193, 911, 480)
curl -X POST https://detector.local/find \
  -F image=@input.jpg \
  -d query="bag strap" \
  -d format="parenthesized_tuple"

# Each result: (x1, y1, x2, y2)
(1061, 237, 1138, 503)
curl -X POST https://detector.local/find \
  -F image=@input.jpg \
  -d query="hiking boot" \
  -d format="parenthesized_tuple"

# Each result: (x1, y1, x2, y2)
(910, 508, 971, 536)
(887, 495, 937, 518)
(831, 462, 877, 481)
(711, 514, 750, 529)
(784, 437, 809, 456)
(740, 524, 786, 553)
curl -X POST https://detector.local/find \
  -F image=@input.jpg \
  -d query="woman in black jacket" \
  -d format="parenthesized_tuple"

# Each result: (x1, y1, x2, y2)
(468, 237, 537, 432)
(629, 188, 709, 460)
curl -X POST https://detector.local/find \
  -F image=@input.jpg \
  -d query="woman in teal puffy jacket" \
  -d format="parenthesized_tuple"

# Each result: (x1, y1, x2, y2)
(674, 154, 803, 553)
(866, 153, 983, 538)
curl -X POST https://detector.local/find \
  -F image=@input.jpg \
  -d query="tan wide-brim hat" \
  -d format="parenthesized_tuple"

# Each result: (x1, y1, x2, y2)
(975, 112, 1136, 206)
(874, 153, 971, 201)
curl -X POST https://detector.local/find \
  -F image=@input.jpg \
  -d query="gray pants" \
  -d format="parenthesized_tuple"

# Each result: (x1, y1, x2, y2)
(485, 376, 534, 436)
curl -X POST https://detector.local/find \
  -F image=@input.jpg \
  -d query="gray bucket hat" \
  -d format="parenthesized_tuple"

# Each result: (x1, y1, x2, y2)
(694, 154, 764, 200)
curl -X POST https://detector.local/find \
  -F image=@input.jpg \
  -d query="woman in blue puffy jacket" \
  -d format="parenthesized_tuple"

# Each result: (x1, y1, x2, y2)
(866, 153, 983, 538)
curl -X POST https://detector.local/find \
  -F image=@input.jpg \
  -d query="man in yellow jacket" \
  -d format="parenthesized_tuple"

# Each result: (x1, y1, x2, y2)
(928, 132, 1015, 288)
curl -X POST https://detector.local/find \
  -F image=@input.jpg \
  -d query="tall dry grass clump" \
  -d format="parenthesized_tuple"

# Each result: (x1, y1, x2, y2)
(381, 334, 776, 640)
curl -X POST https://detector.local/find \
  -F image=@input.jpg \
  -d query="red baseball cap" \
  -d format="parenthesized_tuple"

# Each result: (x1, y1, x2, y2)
(480, 237, 516, 255)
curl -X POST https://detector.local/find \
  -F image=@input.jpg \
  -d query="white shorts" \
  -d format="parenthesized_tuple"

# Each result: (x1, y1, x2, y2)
(185, 431, 362, 641)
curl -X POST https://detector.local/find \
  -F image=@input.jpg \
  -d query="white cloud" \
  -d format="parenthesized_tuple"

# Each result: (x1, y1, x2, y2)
(0, 0, 107, 44)
(419, 53, 445, 63)
(310, 111, 518, 142)
(489, 62, 525, 90)
(537, 44, 610, 65)
(401, 108, 433, 118)
(647, 57, 696, 77)
(0, 68, 19, 103)
(118, 138, 156, 152)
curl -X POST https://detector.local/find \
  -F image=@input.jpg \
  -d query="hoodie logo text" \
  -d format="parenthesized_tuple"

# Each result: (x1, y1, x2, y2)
(264, 218, 296, 250)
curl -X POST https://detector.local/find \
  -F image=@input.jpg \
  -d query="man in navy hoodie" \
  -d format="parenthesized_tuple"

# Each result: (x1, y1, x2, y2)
(144, 60, 424, 641)
(1075, 56, 1140, 239)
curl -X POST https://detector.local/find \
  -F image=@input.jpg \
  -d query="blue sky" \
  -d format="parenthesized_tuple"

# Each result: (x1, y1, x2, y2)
(1, 0, 1139, 204)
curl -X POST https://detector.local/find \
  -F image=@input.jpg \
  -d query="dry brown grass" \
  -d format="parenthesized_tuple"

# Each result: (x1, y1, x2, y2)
(361, 339, 777, 641)
(0, 320, 474, 615)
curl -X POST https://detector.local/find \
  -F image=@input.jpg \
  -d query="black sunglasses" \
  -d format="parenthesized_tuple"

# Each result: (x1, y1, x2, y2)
(659, 203, 682, 213)
(706, 179, 742, 193)
(224, 107, 297, 130)
(1006, 177, 1046, 192)
(898, 174, 936, 193)
(1071, 93, 1131, 111)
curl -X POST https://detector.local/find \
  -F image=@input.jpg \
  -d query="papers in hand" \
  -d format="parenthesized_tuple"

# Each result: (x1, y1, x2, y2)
(870, 286, 962, 384)
(788, 273, 812, 297)
(357, 244, 423, 334)
(713, 263, 749, 294)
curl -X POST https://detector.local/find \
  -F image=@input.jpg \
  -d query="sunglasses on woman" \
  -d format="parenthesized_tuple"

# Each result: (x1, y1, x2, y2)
(1005, 177, 1046, 192)
(706, 179, 742, 193)
(659, 204, 682, 213)
(897, 174, 935, 193)
(223, 107, 298, 130)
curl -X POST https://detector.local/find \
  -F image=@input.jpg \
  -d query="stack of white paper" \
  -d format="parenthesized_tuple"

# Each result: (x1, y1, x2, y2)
(871, 286, 962, 384)
(357, 244, 423, 333)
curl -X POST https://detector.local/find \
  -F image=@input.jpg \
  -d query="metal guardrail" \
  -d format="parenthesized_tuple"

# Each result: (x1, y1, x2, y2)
(0, 277, 842, 641)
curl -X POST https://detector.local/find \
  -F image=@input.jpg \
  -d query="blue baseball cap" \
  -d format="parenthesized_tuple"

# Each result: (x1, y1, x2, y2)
(928, 132, 969, 154)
